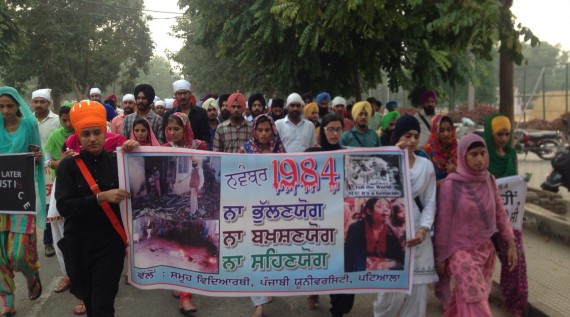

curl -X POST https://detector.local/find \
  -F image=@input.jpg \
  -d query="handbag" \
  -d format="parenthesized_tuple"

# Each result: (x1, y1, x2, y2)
(74, 156, 128, 246)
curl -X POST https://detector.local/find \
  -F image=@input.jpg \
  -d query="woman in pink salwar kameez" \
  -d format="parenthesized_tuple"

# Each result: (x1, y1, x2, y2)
(435, 134, 518, 317)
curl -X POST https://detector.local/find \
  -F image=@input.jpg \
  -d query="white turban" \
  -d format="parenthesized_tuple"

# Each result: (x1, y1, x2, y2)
(332, 96, 347, 107)
(154, 100, 166, 108)
(165, 98, 174, 109)
(89, 88, 102, 96)
(122, 94, 135, 102)
(286, 93, 305, 108)
(201, 98, 220, 113)
(173, 80, 191, 93)
(32, 88, 52, 102)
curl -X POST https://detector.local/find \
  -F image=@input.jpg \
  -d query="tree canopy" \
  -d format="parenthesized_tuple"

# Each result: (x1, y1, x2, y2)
(174, 0, 537, 101)
(2, 0, 153, 104)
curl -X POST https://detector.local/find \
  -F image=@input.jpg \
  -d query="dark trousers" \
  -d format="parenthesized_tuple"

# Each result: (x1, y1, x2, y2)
(84, 246, 125, 317)
(329, 294, 355, 316)
(43, 205, 53, 245)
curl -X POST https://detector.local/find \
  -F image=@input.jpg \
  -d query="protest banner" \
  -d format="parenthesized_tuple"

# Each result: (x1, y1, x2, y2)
(0, 153, 36, 215)
(118, 146, 415, 296)
(497, 175, 527, 231)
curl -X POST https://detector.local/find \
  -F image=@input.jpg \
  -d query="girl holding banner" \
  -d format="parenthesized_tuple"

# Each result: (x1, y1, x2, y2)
(373, 115, 438, 317)
(0, 86, 46, 317)
(483, 114, 528, 316)
(240, 113, 287, 317)
(435, 133, 517, 316)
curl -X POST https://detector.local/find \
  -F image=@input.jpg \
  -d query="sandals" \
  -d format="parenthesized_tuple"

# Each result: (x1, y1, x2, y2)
(307, 295, 319, 309)
(54, 277, 71, 293)
(73, 302, 86, 315)
(27, 274, 42, 301)
(179, 300, 197, 315)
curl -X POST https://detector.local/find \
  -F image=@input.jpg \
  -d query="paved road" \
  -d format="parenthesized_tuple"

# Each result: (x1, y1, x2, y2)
(9, 229, 510, 317)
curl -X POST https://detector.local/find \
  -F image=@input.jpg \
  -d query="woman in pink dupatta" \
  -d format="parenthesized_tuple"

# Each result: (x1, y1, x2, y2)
(129, 118, 160, 146)
(435, 134, 517, 317)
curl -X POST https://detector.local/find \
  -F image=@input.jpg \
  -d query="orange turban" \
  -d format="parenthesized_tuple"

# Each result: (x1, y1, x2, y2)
(304, 102, 318, 118)
(70, 100, 107, 137)
(227, 93, 246, 108)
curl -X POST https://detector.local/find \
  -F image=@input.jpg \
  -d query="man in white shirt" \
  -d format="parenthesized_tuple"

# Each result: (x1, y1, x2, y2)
(275, 93, 316, 152)
(32, 88, 60, 257)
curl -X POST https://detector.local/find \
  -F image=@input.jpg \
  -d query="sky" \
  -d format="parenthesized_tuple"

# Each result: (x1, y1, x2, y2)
(143, 1, 570, 58)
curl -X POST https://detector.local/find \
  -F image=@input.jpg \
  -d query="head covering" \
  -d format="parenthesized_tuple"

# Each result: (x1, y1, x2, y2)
(227, 93, 246, 108)
(165, 98, 174, 109)
(435, 133, 507, 263)
(70, 100, 107, 137)
(0, 86, 46, 228)
(133, 84, 155, 105)
(154, 100, 166, 108)
(248, 93, 266, 110)
(122, 94, 135, 102)
(391, 115, 420, 145)
(166, 112, 203, 149)
(423, 115, 458, 175)
(303, 102, 318, 118)
(332, 96, 347, 107)
(286, 93, 305, 108)
(316, 92, 331, 105)
(241, 114, 286, 153)
(381, 111, 400, 131)
(419, 90, 437, 105)
(351, 101, 372, 120)
(483, 113, 517, 178)
(32, 88, 52, 102)
(172, 79, 191, 93)
(106, 94, 117, 103)
(60, 101, 73, 109)
(271, 98, 285, 108)
(89, 88, 102, 96)
(491, 115, 511, 133)
(386, 100, 398, 111)
(130, 118, 160, 146)
(201, 98, 220, 113)
(318, 113, 344, 151)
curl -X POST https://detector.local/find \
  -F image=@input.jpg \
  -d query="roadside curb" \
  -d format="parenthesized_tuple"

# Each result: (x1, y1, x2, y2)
(524, 203, 570, 246)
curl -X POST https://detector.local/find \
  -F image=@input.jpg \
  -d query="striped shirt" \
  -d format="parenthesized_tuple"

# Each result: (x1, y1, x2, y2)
(213, 119, 252, 153)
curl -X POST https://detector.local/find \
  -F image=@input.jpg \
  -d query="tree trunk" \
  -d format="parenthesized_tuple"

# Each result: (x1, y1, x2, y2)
(351, 61, 362, 101)
(499, 0, 515, 123)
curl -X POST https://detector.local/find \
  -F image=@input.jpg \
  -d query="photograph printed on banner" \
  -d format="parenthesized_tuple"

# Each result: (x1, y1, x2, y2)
(344, 154, 403, 197)
(127, 155, 221, 273)
(344, 197, 406, 272)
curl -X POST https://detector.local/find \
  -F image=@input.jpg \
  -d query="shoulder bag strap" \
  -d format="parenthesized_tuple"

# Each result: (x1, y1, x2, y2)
(350, 130, 365, 147)
(418, 113, 431, 131)
(75, 157, 128, 246)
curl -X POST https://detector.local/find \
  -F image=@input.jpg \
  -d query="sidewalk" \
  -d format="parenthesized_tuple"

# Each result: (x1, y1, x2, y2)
(491, 203, 570, 317)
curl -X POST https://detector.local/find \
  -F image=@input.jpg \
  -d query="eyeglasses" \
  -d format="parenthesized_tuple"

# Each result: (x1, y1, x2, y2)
(323, 127, 343, 134)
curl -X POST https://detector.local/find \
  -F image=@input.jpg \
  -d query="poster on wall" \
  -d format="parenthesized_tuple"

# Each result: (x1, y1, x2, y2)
(118, 146, 414, 296)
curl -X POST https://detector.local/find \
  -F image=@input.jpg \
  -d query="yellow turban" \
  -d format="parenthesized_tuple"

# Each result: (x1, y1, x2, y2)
(352, 101, 372, 120)
(491, 115, 511, 134)
(70, 100, 107, 137)
(304, 102, 318, 118)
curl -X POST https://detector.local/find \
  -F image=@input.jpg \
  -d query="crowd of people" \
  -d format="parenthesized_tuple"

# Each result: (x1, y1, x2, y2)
(0, 81, 528, 317)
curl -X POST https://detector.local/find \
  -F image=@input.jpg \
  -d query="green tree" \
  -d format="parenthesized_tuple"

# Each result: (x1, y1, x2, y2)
(0, 3, 20, 71)
(3, 0, 153, 106)
(134, 56, 178, 99)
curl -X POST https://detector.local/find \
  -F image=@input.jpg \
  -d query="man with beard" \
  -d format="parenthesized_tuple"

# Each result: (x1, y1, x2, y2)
(268, 98, 285, 121)
(111, 94, 136, 134)
(201, 98, 220, 151)
(218, 93, 231, 122)
(154, 99, 166, 117)
(367, 97, 383, 132)
(340, 101, 381, 147)
(122, 84, 164, 142)
(213, 93, 252, 153)
(247, 93, 266, 120)
(332, 96, 354, 131)
(414, 90, 438, 149)
(275, 93, 316, 152)
(316, 92, 331, 122)
(161, 80, 209, 144)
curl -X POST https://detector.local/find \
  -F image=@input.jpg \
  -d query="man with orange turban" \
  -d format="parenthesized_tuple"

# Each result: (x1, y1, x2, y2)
(56, 100, 134, 316)
(213, 92, 252, 153)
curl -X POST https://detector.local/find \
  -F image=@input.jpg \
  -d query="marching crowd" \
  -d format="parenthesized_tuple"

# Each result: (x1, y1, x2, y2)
(0, 80, 528, 317)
